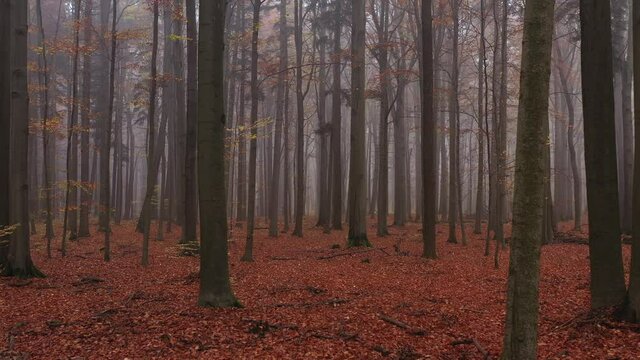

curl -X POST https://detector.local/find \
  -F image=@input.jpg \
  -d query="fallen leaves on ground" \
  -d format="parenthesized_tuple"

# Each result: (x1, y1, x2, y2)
(0, 219, 638, 359)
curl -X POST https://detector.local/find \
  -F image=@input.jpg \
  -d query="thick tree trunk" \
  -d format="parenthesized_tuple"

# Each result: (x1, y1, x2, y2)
(197, 0, 238, 308)
(579, 0, 627, 309)
(501, 0, 554, 356)
(627, 0, 640, 321)
(5, 0, 44, 277)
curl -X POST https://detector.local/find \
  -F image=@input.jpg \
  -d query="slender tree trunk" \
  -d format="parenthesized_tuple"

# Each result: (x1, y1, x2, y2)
(236, 4, 247, 227)
(269, 0, 288, 237)
(241, 0, 262, 261)
(292, 0, 305, 237)
(78, 0, 93, 237)
(474, 0, 486, 235)
(62, 0, 82, 255)
(183, 0, 198, 243)
(141, 1, 159, 266)
(375, 0, 390, 237)
(579, 0, 627, 309)
(35, 0, 55, 248)
(447, 0, 459, 244)
(421, 0, 436, 259)
(330, 0, 343, 230)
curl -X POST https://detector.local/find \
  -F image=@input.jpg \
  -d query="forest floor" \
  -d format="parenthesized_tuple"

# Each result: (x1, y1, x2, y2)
(1, 219, 639, 359)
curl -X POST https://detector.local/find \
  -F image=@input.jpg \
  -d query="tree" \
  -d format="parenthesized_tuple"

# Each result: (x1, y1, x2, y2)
(447, 0, 460, 245)
(183, 0, 198, 244)
(241, 0, 264, 261)
(3, 0, 44, 277)
(62, 0, 82, 255)
(330, 0, 343, 230)
(0, 0, 11, 270)
(78, 0, 93, 238)
(373, 0, 391, 237)
(626, 0, 640, 321)
(500, 0, 554, 357)
(579, 0, 627, 309)
(101, 0, 117, 262)
(293, 0, 305, 237)
(474, 0, 486, 235)
(347, 0, 370, 248)
(197, 0, 239, 308)
(269, 0, 288, 237)
(35, 0, 55, 250)
(421, 0, 436, 259)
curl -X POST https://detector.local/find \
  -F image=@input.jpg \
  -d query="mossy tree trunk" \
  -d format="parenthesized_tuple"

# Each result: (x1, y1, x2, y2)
(500, 0, 554, 357)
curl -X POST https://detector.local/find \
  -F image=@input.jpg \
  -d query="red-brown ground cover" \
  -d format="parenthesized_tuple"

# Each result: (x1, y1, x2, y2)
(1, 220, 639, 359)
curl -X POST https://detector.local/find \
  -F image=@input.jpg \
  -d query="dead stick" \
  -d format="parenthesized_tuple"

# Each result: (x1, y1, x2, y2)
(317, 248, 381, 260)
(379, 314, 426, 335)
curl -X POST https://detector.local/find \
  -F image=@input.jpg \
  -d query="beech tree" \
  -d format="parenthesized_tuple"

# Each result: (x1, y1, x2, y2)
(197, 0, 239, 308)
(501, 0, 554, 356)
(579, 0, 626, 309)
(347, 0, 370, 248)
(2, 0, 43, 277)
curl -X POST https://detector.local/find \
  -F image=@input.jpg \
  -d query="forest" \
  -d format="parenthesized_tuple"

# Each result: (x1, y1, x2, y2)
(1, 0, 640, 358)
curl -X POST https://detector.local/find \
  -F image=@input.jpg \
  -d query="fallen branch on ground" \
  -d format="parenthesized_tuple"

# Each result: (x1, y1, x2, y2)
(451, 338, 490, 359)
(317, 248, 388, 260)
(378, 314, 426, 336)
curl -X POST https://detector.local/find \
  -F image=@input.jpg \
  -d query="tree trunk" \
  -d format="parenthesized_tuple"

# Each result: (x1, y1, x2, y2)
(421, 0, 436, 259)
(61, 0, 82, 255)
(141, 1, 159, 266)
(183, 0, 198, 243)
(241, 0, 262, 261)
(292, 0, 305, 237)
(347, 0, 370, 248)
(501, 0, 554, 356)
(330, 0, 343, 230)
(5, 0, 44, 277)
(474, 0, 486, 235)
(78, 0, 93, 237)
(579, 0, 627, 309)
(375, 0, 390, 237)
(627, 0, 640, 321)
(197, 0, 239, 308)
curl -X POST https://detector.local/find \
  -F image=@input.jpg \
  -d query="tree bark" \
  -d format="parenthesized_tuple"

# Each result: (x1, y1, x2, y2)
(627, 0, 640, 321)
(330, 0, 343, 230)
(197, 0, 239, 308)
(183, 0, 198, 243)
(421, 0, 436, 259)
(347, 0, 370, 248)
(501, 0, 554, 356)
(141, 1, 159, 266)
(241, 0, 262, 261)
(579, 0, 627, 309)
(293, 0, 305, 237)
